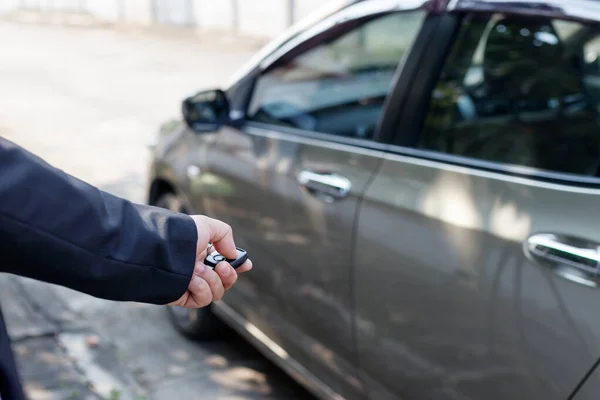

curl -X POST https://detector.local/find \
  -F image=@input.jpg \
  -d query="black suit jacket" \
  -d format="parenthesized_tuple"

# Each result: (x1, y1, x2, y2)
(0, 137, 197, 399)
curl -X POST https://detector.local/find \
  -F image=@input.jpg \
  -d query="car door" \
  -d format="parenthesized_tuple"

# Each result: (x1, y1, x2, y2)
(196, 2, 429, 398)
(570, 358, 600, 400)
(355, 11, 600, 400)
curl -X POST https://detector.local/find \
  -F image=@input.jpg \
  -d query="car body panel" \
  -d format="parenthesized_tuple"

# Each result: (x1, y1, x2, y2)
(355, 151, 600, 399)
(212, 299, 346, 400)
(149, 121, 195, 205)
(571, 358, 600, 400)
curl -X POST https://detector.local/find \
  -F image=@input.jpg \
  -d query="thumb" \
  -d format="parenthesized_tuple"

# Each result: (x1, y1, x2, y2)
(202, 217, 237, 259)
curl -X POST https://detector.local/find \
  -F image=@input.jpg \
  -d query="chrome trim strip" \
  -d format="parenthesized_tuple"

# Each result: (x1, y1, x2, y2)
(245, 125, 600, 194)
(383, 148, 600, 195)
(211, 301, 344, 400)
(244, 125, 387, 157)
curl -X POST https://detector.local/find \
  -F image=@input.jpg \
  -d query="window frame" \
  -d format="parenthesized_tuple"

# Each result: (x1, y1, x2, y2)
(387, 10, 600, 188)
(235, 0, 437, 148)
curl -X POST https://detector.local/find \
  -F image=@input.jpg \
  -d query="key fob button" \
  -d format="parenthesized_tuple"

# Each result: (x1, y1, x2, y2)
(205, 248, 248, 269)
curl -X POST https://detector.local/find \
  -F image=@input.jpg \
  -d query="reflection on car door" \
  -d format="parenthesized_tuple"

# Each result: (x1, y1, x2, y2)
(355, 156, 600, 400)
(202, 5, 427, 399)
(355, 12, 600, 400)
(208, 124, 384, 399)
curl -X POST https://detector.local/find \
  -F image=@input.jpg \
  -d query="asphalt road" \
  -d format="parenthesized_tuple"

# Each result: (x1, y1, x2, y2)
(0, 19, 314, 400)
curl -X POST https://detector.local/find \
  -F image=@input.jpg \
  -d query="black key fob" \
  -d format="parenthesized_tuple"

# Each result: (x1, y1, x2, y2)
(204, 247, 248, 269)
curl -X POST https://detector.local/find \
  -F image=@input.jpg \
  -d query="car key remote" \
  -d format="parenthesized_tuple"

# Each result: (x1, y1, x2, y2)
(204, 247, 248, 269)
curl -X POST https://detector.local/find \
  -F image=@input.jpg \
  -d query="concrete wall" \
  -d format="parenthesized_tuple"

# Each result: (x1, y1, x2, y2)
(0, 0, 327, 38)
(238, 0, 290, 38)
(192, 0, 235, 31)
(86, 0, 121, 23)
(123, 0, 153, 25)
(293, 0, 325, 21)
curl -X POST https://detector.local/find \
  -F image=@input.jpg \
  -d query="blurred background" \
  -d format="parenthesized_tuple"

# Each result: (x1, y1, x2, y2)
(0, 1, 327, 399)
(0, 0, 324, 37)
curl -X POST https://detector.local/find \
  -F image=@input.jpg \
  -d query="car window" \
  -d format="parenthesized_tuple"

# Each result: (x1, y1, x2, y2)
(247, 10, 426, 140)
(419, 14, 600, 177)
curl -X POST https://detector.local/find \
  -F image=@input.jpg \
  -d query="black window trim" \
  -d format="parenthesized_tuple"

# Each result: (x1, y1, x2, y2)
(377, 12, 458, 145)
(386, 10, 600, 189)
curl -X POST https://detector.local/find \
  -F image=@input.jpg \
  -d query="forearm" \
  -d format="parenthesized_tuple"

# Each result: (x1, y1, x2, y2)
(0, 137, 196, 304)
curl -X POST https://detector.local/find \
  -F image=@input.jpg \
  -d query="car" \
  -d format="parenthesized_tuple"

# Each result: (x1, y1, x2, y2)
(147, 0, 600, 398)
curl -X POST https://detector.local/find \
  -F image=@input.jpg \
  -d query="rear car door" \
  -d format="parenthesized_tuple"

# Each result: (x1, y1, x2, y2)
(199, 2, 429, 398)
(571, 359, 600, 399)
(355, 10, 600, 400)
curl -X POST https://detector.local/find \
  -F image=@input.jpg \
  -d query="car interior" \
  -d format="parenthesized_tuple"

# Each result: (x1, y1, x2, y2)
(422, 15, 600, 177)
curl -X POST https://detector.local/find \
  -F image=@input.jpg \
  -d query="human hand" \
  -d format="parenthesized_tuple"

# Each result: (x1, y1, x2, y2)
(169, 215, 252, 308)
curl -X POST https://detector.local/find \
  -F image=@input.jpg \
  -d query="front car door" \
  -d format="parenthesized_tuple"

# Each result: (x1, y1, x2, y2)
(355, 6, 600, 400)
(195, 1, 430, 398)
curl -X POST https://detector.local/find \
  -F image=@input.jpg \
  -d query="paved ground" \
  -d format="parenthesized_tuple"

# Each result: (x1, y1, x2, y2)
(0, 19, 313, 400)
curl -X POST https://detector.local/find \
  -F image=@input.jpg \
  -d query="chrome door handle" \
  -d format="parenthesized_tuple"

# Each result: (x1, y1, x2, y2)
(297, 170, 352, 201)
(524, 233, 600, 287)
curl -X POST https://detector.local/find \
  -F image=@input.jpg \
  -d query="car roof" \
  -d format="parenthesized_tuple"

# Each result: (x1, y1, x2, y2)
(449, 0, 600, 22)
(346, 0, 600, 23)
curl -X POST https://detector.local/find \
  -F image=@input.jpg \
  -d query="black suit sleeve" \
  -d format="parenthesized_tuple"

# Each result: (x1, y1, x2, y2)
(0, 137, 196, 305)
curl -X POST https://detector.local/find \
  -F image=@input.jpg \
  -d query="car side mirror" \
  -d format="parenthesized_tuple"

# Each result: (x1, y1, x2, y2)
(182, 89, 230, 133)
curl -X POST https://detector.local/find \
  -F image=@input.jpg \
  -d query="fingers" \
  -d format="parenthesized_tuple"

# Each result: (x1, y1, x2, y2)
(235, 259, 253, 274)
(193, 262, 225, 301)
(170, 259, 253, 309)
(214, 262, 238, 290)
(187, 215, 252, 305)
(187, 273, 213, 307)
(203, 217, 237, 259)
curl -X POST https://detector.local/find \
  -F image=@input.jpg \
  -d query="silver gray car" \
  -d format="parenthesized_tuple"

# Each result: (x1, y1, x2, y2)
(147, 0, 600, 398)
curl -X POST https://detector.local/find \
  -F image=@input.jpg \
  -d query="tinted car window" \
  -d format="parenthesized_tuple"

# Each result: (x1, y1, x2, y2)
(247, 11, 426, 140)
(420, 14, 600, 177)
